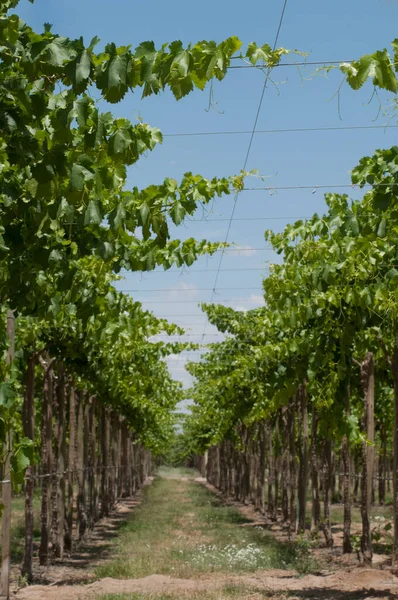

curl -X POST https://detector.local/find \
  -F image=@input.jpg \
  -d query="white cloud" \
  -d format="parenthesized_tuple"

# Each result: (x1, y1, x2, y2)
(177, 399, 194, 414)
(165, 354, 189, 365)
(167, 281, 199, 300)
(234, 305, 248, 313)
(228, 244, 257, 257)
(248, 294, 265, 304)
(168, 366, 193, 389)
(229, 293, 264, 312)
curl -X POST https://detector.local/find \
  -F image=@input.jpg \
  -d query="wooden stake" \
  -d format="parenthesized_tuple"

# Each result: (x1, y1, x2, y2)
(22, 354, 36, 580)
(0, 310, 15, 600)
(54, 365, 66, 558)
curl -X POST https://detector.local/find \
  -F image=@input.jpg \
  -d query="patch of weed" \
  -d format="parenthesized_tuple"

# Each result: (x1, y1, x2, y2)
(96, 469, 318, 580)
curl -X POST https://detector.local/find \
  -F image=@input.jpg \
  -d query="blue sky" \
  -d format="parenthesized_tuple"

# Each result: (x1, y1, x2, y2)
(16, 0, 398, 388)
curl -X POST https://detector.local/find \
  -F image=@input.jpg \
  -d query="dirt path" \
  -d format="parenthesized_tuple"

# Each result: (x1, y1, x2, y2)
(14, 569, 398, 600)
(14, 468, 398, 600)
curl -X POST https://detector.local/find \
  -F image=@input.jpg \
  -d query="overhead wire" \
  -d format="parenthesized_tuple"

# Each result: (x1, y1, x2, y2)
(186, 212, 397, 222)
(201, 0, 290, 344)
(141, 299, 263, 304)
(142, 246, 275, 252)
(154, 314, 237, 318)
(121, 195, 398, 288)
(242, 183, 391, 191)
(163, 124, 398, 138)
(128, 37, 393, 378)
(228, 59, 352, 68)
(130, 267, 270, 273)
(121, 286, 264, 292)
(157, 335, 227, 338)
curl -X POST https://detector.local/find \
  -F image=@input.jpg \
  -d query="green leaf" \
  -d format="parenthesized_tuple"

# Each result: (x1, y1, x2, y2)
(70, 163, 94, 191)
(73, 96, 92, 127)
(170, 50, 192, 78)
(220, 36, 242, 60)
(100, 241, 114, 259)
(140, 202, 150, 225)
(95, 111, 113, 146)
(341, 58, 370, 90)
(74, 49, 91, 90)
(169, 77, 194, 100)
(96, 46, 129, 103)
(84, 199, 102, 225)
(135, 40, 157, 59)
(0, 382, 15, 409)
(372, 49, 398, 92)
(347, 215, 359, 235)
(11, 441, 32, 484)
(0, 234, 9, 252)
(49, 249, 63, 263)
(392, 39, 398, 72)
(113, 203, 126, 229)
(32, 163, 55, 184)
(3, 14, 19, 45)
(109, 128, 131, 155)
(185, 250, 195, 266)
(377, 218, 386, 237)
(341, 51, 398, 92)
(89, 36, 100, 50)
(386, 268, 398, 280)
(307, 369, 315, 381)
(45, 37, 73, 67)
(11, 450, 30, 476)
(246, 42, 273, 65)
(170, 202, 186, 225)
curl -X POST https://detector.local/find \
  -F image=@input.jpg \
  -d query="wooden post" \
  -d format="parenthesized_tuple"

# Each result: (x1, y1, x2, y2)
(39, 355, 54, 566)
(93, 400, 101, 522)
(297, 384, 309, 534)
(342, 374, 353, 553)
(101, 407, 110, 517)
(88, 398, 96, 527)
(54, 365, 66, 558)
(281, 408, 289, 522)
(65, 382, 76, 553)
(288, 403, 296, 532)
(22, 355, 36, 580)
(51, 365, 60, 559)
(310, 404, 321, 533)
(392, 342, 398, 568)
(0, 310, 15, 600)
(360, 352, 375, 564)
(77, 392, 87, 540)
(367, 359, 375, 513)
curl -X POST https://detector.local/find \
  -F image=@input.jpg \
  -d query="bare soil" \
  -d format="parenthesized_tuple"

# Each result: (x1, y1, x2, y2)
(11, 480, 153, 592)
(200, 478, 393, 572)
(13, 568, 398, 599)
(12, 474, 398, 600)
